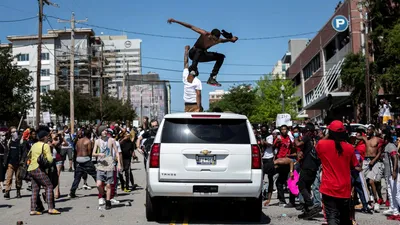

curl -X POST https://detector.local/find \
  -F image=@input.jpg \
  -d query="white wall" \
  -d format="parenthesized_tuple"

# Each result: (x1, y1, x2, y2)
(11, 39, 56, 125)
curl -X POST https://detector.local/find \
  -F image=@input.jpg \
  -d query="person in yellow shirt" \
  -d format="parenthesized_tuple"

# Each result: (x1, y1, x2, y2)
(28, 129, 60, 215)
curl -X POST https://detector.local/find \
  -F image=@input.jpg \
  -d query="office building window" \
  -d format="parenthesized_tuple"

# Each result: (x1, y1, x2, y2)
(40, 85, 50, 93)
(282, 64, 286, 71)
(41, 53, 50, 60)
(303, 54, 321, 80)
(17, 54, 29, 61)
(41, 69, 50, 76)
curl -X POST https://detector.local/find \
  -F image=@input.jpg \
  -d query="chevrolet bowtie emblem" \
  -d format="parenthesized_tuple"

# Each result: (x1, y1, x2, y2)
(200, 150, 211, 155)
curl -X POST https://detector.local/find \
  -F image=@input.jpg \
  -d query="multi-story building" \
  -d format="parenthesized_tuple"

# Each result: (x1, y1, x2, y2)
(269, 60, 290, 80)
(209, 90, 229, 104)
(7, 33, 58, 125)
(6, 28, 106, 126)
(118, 73, 170, 123)
(98, 35, 142, 98)
(285, 0, 364, 122)
(52, 28, 96, 94)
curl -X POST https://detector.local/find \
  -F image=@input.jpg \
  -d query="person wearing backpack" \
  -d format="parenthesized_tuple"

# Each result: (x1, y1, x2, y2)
(295, 123, 322, 219)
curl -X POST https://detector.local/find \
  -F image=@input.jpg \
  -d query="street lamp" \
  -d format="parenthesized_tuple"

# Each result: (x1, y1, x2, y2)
(280, 85, 285, 113)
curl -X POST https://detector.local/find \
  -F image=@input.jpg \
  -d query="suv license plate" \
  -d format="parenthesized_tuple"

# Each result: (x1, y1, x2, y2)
(196, 155, 216, 165)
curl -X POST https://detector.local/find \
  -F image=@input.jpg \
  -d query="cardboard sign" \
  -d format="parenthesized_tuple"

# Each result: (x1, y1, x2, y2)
(276, 113, 292, 127)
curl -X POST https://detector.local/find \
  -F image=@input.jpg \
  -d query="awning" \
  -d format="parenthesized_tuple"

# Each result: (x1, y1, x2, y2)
(304, 92, 352, 110)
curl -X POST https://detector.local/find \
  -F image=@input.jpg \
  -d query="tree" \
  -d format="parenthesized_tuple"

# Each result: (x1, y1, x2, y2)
(209, 84, 258, 118)
(41, 89, 70, 119)
(0, 48, 33, 124)
(250, 77, 299, 123)
(367, 0, 400, 92)
(379, 23, 400, 93)
(42, 89, 137, 122)
(100, 96, 137, 121)
(340, 53, 367, 103)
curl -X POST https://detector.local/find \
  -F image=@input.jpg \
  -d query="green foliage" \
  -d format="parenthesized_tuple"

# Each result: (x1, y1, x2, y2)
(42, 89, 136, 122)
(100, 96, 137, 121)
(250, 77, 299, 123)
(367, 0, 400, 92)
(208, 79, 299, 124)
(340, 53, 367, 102)
(379, 23, 400, 93)
(0, 48, 33, 124)
(209, 84, 258, 118)
(41, 89, 70, 118)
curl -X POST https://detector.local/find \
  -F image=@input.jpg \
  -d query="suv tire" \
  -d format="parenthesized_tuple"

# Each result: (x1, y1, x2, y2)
(244, 195, 262, 222)
(146, 189, 161, 221)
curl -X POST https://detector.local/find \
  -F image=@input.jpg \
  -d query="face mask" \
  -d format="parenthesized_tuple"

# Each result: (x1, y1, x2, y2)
(293, 132, 300, 138)
(0, 132, 5, 142)
(12, 132, 18, 141)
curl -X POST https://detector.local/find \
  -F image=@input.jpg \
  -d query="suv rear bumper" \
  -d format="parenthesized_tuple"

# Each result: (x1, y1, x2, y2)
(147, 168, 263, 198)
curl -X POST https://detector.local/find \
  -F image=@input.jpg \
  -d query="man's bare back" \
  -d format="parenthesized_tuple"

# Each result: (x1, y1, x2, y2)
(76, 137, 92, 157)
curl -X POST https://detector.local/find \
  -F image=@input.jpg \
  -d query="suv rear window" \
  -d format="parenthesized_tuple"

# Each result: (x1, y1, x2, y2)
(161, 119, 250, 144)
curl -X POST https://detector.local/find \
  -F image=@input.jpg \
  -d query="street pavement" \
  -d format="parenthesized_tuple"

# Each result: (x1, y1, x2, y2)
(0, 154, 397, 225)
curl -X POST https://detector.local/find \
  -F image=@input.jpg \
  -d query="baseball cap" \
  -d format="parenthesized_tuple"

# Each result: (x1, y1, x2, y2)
(328, 120, 346, 132)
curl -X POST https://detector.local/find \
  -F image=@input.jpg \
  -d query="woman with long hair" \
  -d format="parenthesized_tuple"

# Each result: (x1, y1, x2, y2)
(316, 120, 361, 225)
(28, 127, 60, 215)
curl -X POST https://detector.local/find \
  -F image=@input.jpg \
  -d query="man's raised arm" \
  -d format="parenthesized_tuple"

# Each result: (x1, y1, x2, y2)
(184, 45, 190, 69)
(168, 18, 207, 35)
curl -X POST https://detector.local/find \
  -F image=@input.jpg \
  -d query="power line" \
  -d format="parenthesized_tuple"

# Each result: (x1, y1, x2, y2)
(46, 15, 320, 41)
(142, 56, 275, 67)
(0, 16, 38, 23)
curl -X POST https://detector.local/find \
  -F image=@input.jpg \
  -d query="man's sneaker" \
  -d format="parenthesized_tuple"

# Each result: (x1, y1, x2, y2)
(296, 204, 305, 211)
(383, 209, 394, 216)
(374, 203, 380, 212)
(110, 198, 120, 205)
(124, 188, 131, 193)
(378, 198, 384, 205)
(82, 184, 92, 190)
(284, 203, 295, 208)
(105, 200, 112, 210)
(207, 76, 221, 87)
(360, 208, 373, 214)
(302, 205, 322, 220)
(98, 198, 106, 206)
(69, 192, 76, 198)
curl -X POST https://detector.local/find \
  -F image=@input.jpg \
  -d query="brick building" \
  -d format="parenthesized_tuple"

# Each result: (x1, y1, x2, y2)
(286, 0, 366, 123)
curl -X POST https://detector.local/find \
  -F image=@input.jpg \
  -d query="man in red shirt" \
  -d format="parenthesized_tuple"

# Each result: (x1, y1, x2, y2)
(274, 125, 296, 207)
(316, 120, 361, 225)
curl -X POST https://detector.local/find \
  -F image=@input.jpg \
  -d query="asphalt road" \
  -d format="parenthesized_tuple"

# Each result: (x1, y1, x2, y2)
(0, 155, 396, 225)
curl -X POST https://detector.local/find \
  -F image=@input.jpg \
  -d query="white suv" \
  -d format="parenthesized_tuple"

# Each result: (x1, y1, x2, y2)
(145, 112, 263, 221)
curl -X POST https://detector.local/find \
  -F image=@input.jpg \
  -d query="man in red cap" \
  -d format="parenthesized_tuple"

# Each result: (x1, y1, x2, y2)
(316, 120, 361, 225)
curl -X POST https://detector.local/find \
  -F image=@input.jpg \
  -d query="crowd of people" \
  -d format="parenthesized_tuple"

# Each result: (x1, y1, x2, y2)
(0, 117, 158, 216)
(255, 118, 400, 225)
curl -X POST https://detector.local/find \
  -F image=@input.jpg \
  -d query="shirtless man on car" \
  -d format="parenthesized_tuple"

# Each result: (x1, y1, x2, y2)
(357, 125, 384, 212)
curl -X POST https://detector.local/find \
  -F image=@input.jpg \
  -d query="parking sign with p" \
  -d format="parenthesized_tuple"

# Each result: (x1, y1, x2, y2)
(332, 15, 349, 32)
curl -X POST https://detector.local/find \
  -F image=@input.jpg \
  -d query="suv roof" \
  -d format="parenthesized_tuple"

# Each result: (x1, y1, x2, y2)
(164, 112, 248, 119)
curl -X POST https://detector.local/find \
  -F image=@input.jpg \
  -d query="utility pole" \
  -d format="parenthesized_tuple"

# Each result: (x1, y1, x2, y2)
(35, 0, 44, 129)
(140, 76, 143, 126)
(99, 42, 104, 119)
(364, 13, 371, 124)
(122, 54, 126, 104)
(35, 0, 57, 129)
(58, 12, 87, 133)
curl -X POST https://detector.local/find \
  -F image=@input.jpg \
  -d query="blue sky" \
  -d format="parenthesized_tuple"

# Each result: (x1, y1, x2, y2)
(0, 0, 341, 113)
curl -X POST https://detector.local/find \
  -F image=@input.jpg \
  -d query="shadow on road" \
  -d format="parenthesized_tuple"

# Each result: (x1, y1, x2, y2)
(156, 202, 272, 224)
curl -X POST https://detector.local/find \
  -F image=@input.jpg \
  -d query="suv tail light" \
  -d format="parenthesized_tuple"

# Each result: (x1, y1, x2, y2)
(251, 144, 261, 169)
(149, 143, 160, 168)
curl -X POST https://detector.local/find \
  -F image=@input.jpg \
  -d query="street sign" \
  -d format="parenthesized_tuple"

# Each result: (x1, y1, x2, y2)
(331, 15, 349, 32)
